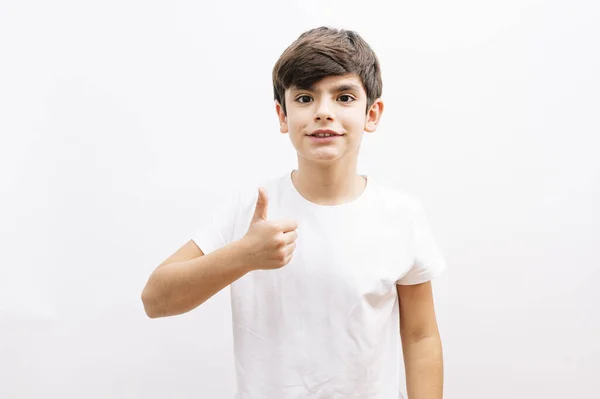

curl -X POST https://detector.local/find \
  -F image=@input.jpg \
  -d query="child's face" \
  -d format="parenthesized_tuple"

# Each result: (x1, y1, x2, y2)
(276, 73, 383, 165)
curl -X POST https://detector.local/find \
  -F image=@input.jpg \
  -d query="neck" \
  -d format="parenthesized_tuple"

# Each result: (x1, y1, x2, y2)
(291, 158, 366, 206)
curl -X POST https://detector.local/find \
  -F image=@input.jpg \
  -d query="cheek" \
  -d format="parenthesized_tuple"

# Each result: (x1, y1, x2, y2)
(337, 105, 364, 121)
(342, 112, 366, 130)
(287, 115, 307, 133)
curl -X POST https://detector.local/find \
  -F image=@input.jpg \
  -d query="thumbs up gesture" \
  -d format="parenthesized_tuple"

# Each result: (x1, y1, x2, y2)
(240, 188, 299, 271)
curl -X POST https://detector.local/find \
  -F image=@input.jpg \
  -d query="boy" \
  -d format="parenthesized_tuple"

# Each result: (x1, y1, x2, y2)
(142, 26, 446, 399)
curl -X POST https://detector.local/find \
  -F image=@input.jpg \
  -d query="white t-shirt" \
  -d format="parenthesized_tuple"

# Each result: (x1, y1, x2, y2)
(192, 170, 446, 399)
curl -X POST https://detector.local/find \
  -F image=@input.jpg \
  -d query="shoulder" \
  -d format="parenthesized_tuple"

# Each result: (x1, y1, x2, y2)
(369, 178, 424, 217)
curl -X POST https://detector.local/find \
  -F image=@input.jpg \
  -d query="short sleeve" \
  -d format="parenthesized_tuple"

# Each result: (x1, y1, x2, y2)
(191, 189, 241, 255)
(397, 199, 447, 285)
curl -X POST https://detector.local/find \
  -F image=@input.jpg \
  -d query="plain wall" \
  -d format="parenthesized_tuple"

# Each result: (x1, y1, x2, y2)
(1, 0, 599, 398)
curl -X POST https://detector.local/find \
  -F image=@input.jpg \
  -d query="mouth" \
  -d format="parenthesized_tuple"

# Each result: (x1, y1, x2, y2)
(306, 129, 345, 138)
(306, 135, 343, 143)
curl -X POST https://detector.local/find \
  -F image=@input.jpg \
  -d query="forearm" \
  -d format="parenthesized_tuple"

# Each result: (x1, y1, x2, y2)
(402, 333, 444, 399)
(142, 240, 252, 318)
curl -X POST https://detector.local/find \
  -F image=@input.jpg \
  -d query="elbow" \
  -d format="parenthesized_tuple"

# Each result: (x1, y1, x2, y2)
(401, 326, 440, 345)
(141, 284, 162, 319)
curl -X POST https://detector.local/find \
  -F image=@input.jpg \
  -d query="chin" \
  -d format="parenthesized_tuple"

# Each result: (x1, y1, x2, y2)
(303, 150, 346, 163)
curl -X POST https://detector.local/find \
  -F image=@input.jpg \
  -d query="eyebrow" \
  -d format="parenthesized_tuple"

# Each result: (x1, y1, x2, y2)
(291, 83, 362, 94)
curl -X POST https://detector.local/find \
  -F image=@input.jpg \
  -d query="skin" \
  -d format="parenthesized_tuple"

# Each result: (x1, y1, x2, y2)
(276, 73, 444, 398)
(142, 72, 443, 398)
(275, 73, 382, 205)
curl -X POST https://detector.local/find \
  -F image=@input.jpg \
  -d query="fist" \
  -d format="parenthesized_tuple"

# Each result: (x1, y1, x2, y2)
(241, 187, 298, 270)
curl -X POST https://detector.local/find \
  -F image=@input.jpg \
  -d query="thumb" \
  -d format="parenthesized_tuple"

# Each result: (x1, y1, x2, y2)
(251, 187, 268, 223)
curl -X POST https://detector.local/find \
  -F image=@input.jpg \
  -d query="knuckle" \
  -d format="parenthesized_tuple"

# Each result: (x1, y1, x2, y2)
(276, 237, 286, 248)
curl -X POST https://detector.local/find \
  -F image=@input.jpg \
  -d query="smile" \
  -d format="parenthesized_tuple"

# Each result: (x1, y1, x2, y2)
(307, 134, 343, 142)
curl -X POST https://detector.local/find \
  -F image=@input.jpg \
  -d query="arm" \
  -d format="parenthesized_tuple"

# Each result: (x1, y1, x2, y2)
(142, 187, 298, 319)
(141, 239, 252, 318)
(397, 281, 444, 399)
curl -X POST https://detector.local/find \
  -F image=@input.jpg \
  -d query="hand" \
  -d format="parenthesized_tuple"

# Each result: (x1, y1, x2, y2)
(240, 187, 298, 271)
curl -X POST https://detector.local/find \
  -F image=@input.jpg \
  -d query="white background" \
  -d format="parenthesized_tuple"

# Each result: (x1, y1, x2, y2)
(1, 0, 599, 398)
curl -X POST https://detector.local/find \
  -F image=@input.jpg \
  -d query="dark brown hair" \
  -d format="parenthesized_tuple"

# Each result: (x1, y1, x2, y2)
(272, 26, 383, 116)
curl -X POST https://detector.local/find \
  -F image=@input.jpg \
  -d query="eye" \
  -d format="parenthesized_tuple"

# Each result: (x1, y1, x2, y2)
(296, 95, 312, 103)
(338, 94, 355, 103)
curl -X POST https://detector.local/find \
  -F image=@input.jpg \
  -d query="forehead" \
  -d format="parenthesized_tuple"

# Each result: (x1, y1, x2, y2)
(288, 73, 364, 93)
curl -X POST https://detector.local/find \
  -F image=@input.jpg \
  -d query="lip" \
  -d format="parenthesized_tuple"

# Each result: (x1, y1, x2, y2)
(307, 135, 342, 143)
(305, 129, 345, 142)
(306, 129, 343, 136)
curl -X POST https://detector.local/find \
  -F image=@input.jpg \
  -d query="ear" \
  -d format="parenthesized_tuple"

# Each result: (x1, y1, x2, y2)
(364, 98, 384, 133)
(275, 101, 289, 134)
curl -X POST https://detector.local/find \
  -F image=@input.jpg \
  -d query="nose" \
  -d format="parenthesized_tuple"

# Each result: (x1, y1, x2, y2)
(313, 99, 334, 122)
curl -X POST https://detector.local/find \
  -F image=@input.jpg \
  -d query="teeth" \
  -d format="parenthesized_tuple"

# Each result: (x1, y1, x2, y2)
(314, 133, 334, 137)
